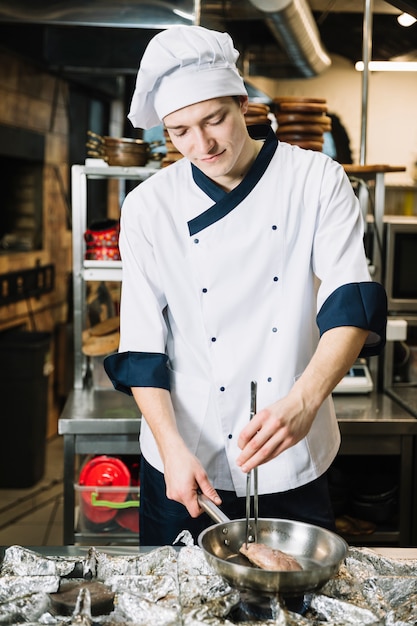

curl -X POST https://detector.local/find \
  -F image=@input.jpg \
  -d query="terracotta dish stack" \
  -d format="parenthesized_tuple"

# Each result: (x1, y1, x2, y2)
(273, 97, 331, 151)
(244, 102, 271, 126)
(102, 136, 149, 166)
(87, 131, 149, 166)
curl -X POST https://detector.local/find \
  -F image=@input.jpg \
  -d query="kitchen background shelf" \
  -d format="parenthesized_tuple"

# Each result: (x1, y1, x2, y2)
(58, 164, 157, 545)
(71, 163, 158, 390)
(83, 260, 123, 281)
(59, 388, 141, 545)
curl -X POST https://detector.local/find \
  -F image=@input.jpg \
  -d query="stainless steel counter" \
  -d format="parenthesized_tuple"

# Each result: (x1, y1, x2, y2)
(385, 385, 417, 419)
(59, 388, 141, 435)
(334, 390, 417, 435)
(59, 389, 141, 545)
(333, 391, 417, 546)
(59, 387, 417, 437)
(2, 545, 417, 560)
(58, 388, 417, 546)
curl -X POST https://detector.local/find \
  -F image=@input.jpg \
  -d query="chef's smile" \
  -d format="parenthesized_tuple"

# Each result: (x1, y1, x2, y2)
(199, 150, 226, 170)
(200, 149, 226, 164)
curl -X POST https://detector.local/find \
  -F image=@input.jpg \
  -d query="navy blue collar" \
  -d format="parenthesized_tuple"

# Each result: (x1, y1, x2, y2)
(188, 125, 278, 236)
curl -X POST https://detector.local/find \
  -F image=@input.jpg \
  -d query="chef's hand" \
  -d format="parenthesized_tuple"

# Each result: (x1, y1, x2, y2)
(131, 387, 222, 518)
(163, 446, 222, 518)
(236, 390, 315, 474)
(236, 326, 369, 473)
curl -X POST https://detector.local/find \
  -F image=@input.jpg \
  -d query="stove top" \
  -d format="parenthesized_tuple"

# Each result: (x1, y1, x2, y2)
(0, 544, 416, 624)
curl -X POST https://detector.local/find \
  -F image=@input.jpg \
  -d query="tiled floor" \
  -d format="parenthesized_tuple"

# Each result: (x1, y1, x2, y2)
(0, 436, 64, 546)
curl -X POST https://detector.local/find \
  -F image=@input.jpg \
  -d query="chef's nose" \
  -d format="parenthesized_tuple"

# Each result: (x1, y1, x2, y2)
(194, 128, 214, 153)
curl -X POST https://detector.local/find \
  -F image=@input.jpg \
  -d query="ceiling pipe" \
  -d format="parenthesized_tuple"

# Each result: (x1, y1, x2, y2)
(360, 0, 374, 166)
(248, 0, 331, 77)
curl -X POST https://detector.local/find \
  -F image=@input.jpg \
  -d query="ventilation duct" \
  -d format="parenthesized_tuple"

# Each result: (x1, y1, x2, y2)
(248, 0, 331, 77)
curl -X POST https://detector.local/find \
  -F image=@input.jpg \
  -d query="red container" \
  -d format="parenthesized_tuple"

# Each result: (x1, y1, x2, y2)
(84, 220, 120, 261)
(78, 455, 132, 525)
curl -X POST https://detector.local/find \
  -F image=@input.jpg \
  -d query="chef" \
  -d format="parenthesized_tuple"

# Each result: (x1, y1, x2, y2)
(105, 25, 387, 546)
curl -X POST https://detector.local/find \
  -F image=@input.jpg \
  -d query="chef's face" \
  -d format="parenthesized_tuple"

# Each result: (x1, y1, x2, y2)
(164, 96, 254, 190)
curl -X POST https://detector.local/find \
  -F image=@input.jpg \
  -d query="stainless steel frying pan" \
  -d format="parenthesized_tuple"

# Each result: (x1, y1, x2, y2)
(197, 494, 348, 596)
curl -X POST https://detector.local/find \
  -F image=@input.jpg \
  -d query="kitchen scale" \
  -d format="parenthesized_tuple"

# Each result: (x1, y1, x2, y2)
(333, 362, 373, 394)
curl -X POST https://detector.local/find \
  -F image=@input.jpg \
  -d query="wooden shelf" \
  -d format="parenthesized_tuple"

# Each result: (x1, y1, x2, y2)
(343, 164, 406, 175)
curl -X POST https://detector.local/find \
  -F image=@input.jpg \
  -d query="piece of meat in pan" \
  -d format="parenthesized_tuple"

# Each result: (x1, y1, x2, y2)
(239, 542, 302, 571)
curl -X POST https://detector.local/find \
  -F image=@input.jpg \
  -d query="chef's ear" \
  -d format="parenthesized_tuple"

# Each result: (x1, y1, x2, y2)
(238, 95, 249, 114)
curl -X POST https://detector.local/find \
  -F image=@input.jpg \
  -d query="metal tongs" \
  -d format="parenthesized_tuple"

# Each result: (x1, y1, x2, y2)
(245, 380, 258, 547)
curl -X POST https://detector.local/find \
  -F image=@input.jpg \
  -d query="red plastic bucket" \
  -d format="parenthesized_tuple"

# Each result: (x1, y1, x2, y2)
(78, 455, 134, 525)
(115, 456, 140, 533)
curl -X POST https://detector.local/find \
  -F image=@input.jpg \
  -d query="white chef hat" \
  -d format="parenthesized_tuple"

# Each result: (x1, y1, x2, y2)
(128, 25, 248, 129)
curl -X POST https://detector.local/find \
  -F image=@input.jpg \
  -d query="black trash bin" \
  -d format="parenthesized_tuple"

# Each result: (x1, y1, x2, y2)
(0, 330, 52, 488)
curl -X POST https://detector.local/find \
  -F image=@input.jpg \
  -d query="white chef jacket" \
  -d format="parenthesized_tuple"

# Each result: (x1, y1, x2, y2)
(105, 126, 386, 497)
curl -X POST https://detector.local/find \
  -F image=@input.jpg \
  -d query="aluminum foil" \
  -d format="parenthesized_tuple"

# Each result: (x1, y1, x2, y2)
(177, 546, 242, 620)
(94, 545, 177, 579)
(1, 546, 82, 578)
(0, 545, 416, 625)
(305, 547, 417, 626)
(113, 592, 179, 625)
(0, 591, 51, 624)
(0, 575, 59, 603)
(106, 574, 179, 607)
(179, 575, 238, 609)
(309, 594, 383, 624)
(178, 545, 221, 577)
(69, 587, 92, 625)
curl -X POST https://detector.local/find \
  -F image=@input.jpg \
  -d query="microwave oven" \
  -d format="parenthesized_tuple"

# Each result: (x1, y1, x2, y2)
(383, 314, 417, 389)
(384, 216, 417, 313)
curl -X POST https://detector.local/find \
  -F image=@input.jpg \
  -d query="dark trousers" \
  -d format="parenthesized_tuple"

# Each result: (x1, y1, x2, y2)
(139, 456, 336, 546)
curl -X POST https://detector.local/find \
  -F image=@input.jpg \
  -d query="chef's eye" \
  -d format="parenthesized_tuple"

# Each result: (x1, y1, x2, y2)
(209, 114, 225, 126)
(172, 128, 188, 138)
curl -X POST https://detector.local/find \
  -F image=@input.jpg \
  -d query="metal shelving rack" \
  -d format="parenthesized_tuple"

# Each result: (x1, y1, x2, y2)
(71, 163, 158, 389)
(59, 163, 157, 544)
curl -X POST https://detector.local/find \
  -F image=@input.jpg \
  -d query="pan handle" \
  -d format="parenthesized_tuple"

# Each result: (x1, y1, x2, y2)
(198, 494, 231, 524)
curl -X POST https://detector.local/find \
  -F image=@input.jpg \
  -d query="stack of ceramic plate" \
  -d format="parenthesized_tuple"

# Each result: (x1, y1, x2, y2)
(161, 129, 183, 167)
(244, 102, 271, 126)
(273, 97, 332, 151)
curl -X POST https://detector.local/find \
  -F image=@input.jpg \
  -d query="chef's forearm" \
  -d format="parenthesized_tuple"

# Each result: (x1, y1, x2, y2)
(131, 386, 222, 512)
(292, 325, 369, 410)
(131, 386, 185, 461)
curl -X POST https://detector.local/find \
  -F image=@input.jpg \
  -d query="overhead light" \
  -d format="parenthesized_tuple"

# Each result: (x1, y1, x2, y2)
(397, 12, 417, 27)
(355, 61, 417, 71)
(172, 9, 194, 21)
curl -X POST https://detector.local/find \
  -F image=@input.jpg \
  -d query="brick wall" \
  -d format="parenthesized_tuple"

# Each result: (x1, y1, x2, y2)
(0, 48, 71, 327)
(0, 48, 73, 436)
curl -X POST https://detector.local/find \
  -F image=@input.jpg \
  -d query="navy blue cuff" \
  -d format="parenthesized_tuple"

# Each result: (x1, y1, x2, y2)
(104, 352, 170, 395)
(317, 282, 387, 357)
